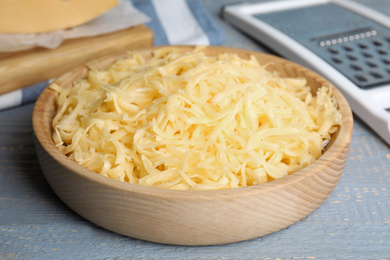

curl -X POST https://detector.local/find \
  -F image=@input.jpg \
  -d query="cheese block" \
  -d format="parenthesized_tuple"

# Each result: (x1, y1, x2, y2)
(0, 0, 119, 34)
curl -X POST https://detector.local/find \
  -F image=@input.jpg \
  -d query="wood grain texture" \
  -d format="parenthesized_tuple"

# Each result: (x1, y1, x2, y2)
(0, 25, 153, 95)
(32, 46, 353, 246)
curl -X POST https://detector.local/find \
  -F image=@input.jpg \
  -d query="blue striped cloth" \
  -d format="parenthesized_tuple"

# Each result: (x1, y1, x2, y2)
(0, 0, 225, 111)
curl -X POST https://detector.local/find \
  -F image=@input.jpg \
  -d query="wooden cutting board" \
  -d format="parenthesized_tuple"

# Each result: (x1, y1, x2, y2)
(0, 25, 153, 95)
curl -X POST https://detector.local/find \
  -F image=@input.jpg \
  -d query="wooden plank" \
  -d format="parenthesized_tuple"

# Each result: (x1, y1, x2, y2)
(0, 25, 153, 95)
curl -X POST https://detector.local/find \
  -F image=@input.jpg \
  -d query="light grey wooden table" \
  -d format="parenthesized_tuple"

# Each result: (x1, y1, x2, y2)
(1, 1, 390, 259)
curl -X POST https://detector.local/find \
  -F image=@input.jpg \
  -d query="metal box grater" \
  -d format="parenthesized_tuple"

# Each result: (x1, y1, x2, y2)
(222, 0, 390, 145)
(255, 4, 390, 89)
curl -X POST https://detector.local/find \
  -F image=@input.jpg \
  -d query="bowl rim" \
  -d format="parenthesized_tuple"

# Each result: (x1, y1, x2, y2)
(32, 45, 354, 200)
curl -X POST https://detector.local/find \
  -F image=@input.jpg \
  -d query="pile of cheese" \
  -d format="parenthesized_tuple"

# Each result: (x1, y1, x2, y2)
(51, 46, 342, 190)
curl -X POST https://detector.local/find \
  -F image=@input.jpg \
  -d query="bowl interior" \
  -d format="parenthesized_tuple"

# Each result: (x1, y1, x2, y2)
(33, 45, 354, 193)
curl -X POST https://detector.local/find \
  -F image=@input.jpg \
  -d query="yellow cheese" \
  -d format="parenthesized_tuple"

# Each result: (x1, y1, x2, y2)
(0, 0, 118, 34)
(51, 46, 342, 190)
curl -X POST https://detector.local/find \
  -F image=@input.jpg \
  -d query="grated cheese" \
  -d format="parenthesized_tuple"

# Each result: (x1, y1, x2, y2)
(51, 46, 342, 190)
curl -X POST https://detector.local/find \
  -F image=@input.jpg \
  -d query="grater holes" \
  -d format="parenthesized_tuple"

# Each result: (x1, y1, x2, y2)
(366, 61, 378, 68)
(332, 57, 343, 64)
(346, 54, 358, 61)
(370, 71, 383, 79)
(362, 52, 373, 58)
(355, 74, 368, 82)
(358, 43, 368, 49)
(372, 40, 383, 46)
(343, 45, 354, 51)
(328, 47, 339, 54)
(351, 64, 363, 71)
(383, 58, 390, 65)
(332, 37, 390, 88)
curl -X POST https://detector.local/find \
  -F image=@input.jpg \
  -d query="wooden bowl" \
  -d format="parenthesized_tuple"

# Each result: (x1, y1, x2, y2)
(32, 46, 353, 246)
